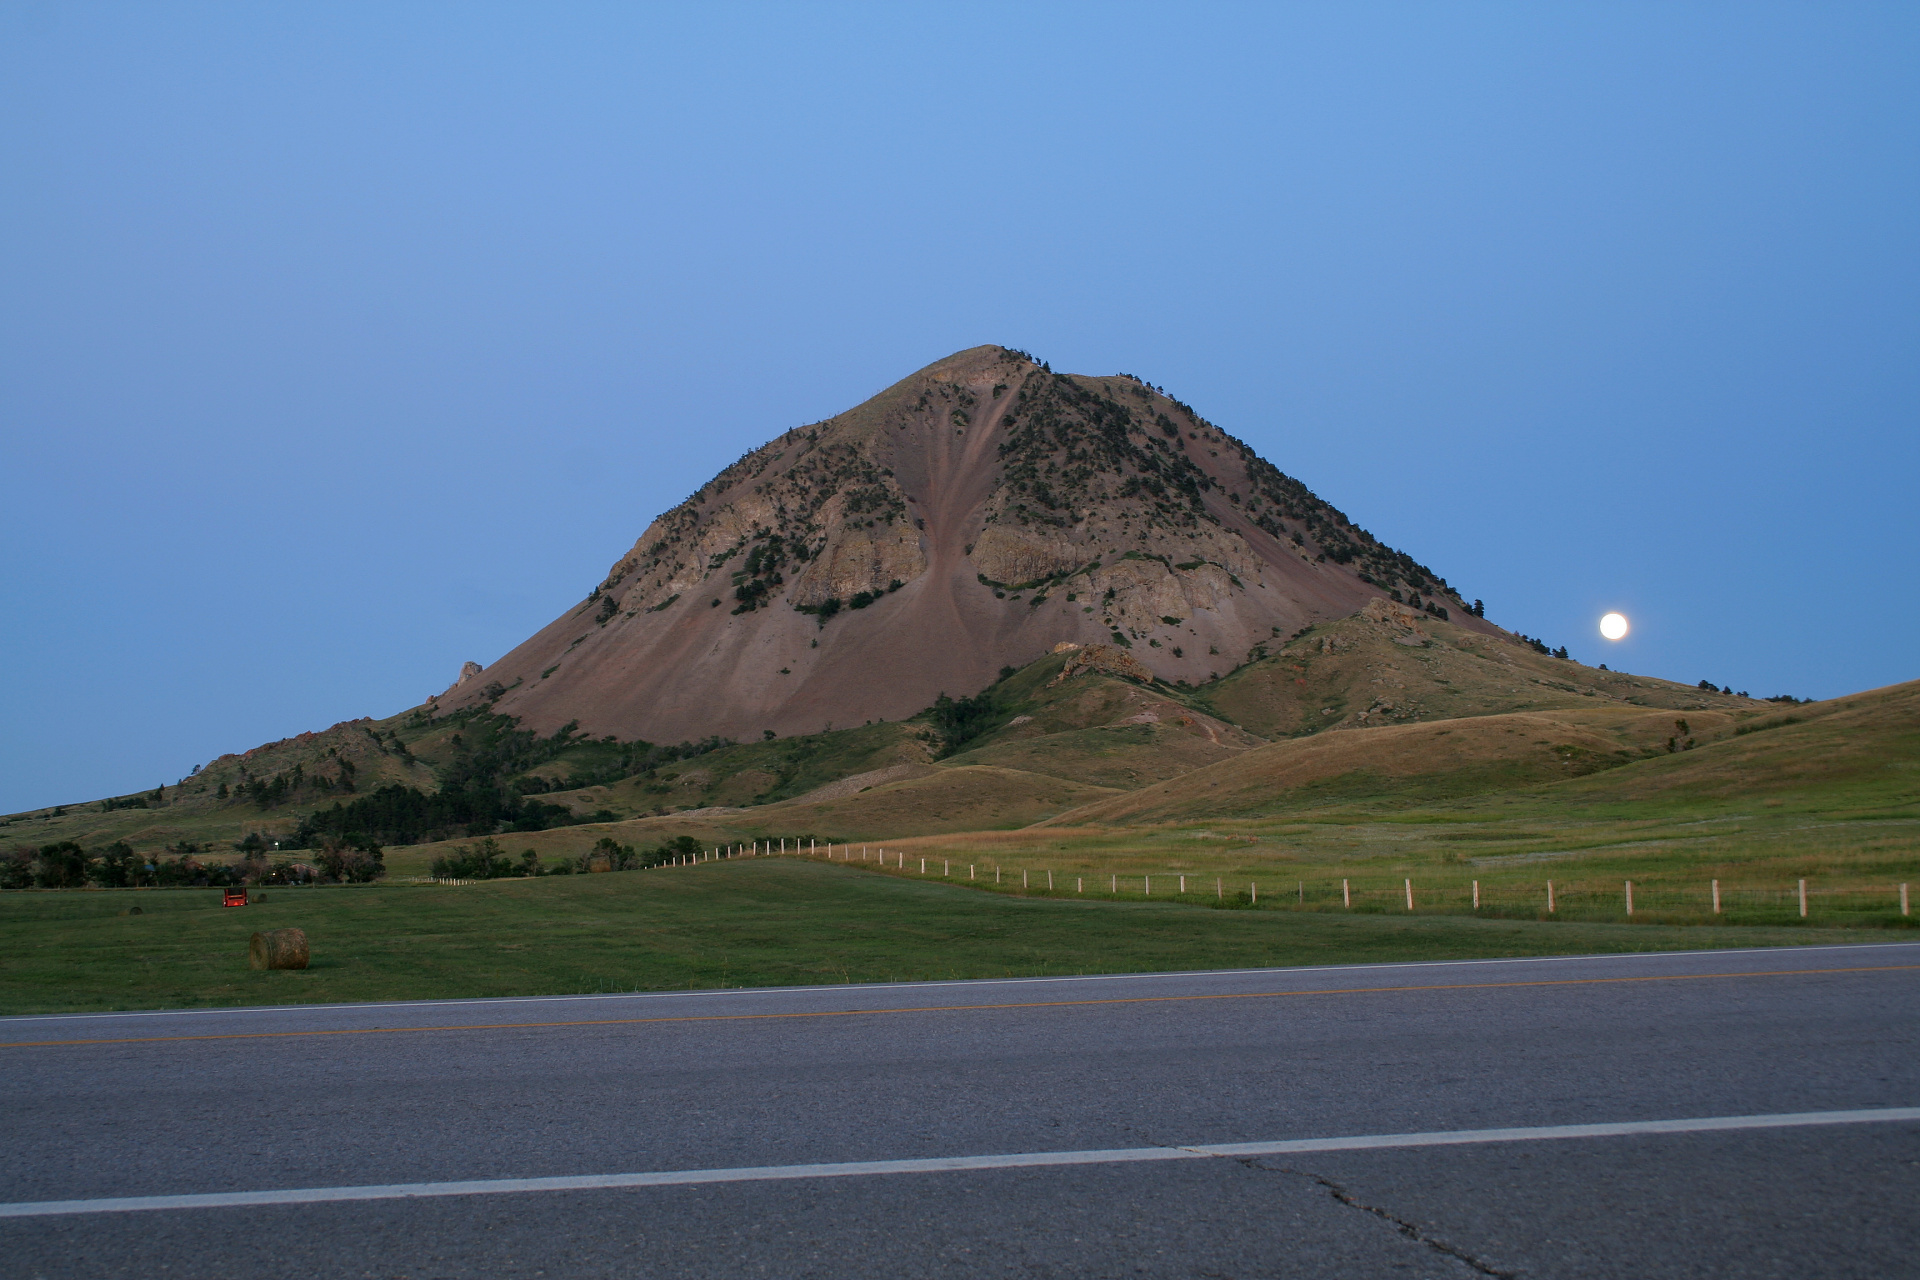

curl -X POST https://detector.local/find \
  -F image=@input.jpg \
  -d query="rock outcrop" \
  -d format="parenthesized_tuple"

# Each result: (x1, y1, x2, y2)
(1050, 643, 1157, 687)
(439, 346, 1497, 743)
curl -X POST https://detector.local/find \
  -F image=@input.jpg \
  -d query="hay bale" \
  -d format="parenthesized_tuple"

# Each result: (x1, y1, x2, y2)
(249, 928, 309, 970)
(126, 906, 143, 916)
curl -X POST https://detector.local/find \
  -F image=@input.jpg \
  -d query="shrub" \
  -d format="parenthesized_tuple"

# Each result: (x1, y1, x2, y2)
(431, 837, 512, 880)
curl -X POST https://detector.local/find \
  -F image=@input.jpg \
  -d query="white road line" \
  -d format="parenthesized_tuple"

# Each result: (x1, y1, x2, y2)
(4, 1108, 1914, 1219)
(7, 942, 1916, 1025)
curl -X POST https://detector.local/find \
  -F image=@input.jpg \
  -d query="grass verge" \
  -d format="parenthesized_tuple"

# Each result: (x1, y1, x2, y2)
(0, 858, 1879, 1016)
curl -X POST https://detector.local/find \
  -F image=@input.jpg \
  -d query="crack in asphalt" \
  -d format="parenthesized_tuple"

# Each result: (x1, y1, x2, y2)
(1133, 1131, 1516, 1277)
(1250, 1159, 1516, 1278)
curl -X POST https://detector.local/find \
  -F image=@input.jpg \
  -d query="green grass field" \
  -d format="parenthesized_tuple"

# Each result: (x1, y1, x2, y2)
(0, 858, 1880, 1016)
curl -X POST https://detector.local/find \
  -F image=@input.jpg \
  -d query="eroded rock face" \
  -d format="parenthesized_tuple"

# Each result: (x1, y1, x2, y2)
(436, 661, 484, 699)
(440, 346, 1497, 743)
(1051, 643, 1156, 687)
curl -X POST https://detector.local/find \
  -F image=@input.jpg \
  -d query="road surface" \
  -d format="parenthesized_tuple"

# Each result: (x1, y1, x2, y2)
(3, 942, 1917, 1277)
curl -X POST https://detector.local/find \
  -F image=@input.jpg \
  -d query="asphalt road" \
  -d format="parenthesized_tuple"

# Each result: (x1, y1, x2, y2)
(3, 942, 1918, 1278)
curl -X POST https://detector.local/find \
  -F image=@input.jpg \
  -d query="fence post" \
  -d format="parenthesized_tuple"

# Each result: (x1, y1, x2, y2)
(1547, 880, 1554, 913)
(1625, 881, 1634, 916)
(1298, 881, 1304, 904)
(1405, 879, 1414, 911)
(1712, 879, 1720, 913)
(920, 858, 926, 875)
(1180, 875, 1186, 894)
(1799, 878, 1808, 918)
(1111, 874, 1116, 893)
(1250, 882, 1257, 904)
(1472, 880, 1480, 909)
(1023, 869, 1028, 889)
(1145, 875, 1150, 895)
(1342, 878, 1350, 908)
(1903, 883, 1910, 916)
(995, 866, 1000, 884)
(944, 860, 950, 877)
(1077, 876, 1083, 894)
(970, 864, 976, 880)
(1048, 870, 1054, 890)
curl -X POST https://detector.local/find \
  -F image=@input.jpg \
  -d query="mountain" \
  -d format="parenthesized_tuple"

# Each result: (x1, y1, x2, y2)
(8, 344, 1795, 865)
(436, 346, 1497, 745)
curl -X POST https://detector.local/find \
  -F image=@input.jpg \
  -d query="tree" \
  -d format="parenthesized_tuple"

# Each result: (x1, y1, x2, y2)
(1, 847, 35, 890)
(89, 842, 140, 888)
(34, 842, 90, 889)
(316, 836, 385, 883)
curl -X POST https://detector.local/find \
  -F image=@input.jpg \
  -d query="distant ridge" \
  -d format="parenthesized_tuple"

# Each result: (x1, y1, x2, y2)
(439, 346, 1496, 743)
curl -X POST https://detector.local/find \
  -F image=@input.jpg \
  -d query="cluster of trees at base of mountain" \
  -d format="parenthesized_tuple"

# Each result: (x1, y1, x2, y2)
(926, 666, 1022, 757)
(429, 834, 703, 880)
(285, 712, 738, 846)
(290, 783, 615, 849)
(2, 835, 383, 890)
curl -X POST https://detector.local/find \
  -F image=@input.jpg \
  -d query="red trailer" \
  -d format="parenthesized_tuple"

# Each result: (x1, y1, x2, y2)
(222, 888, 248, 907)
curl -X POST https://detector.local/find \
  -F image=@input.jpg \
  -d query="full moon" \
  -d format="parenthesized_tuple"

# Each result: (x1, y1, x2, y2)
(1600, 612, 1630, 641)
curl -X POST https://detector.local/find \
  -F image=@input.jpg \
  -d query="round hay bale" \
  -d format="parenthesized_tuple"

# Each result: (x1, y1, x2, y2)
(249, 928, 309, 970)
(126, 906, 143, 916)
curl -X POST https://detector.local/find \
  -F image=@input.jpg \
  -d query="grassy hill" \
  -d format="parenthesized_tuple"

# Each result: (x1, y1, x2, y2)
(4, 633, 1911, 1016)
(6, 605, 1910, 954)
(1200, 600, 1758, 739)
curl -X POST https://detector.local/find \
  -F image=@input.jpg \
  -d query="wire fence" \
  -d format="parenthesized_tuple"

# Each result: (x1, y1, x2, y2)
(641, 839, 1918, 927)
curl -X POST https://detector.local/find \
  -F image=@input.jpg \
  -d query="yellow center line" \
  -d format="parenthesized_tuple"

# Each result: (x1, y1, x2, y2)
(6, 964, 1914, 1050)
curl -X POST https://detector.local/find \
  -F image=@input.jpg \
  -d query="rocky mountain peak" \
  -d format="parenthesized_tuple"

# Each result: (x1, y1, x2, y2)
(438, 347, 1492, 744)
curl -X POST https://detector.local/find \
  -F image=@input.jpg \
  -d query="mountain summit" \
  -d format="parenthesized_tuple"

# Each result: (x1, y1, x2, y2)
(440, 346, 1492, 742)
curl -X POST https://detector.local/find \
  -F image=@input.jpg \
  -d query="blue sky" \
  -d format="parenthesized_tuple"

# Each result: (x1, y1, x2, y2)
(3, 2, 1915, 813)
